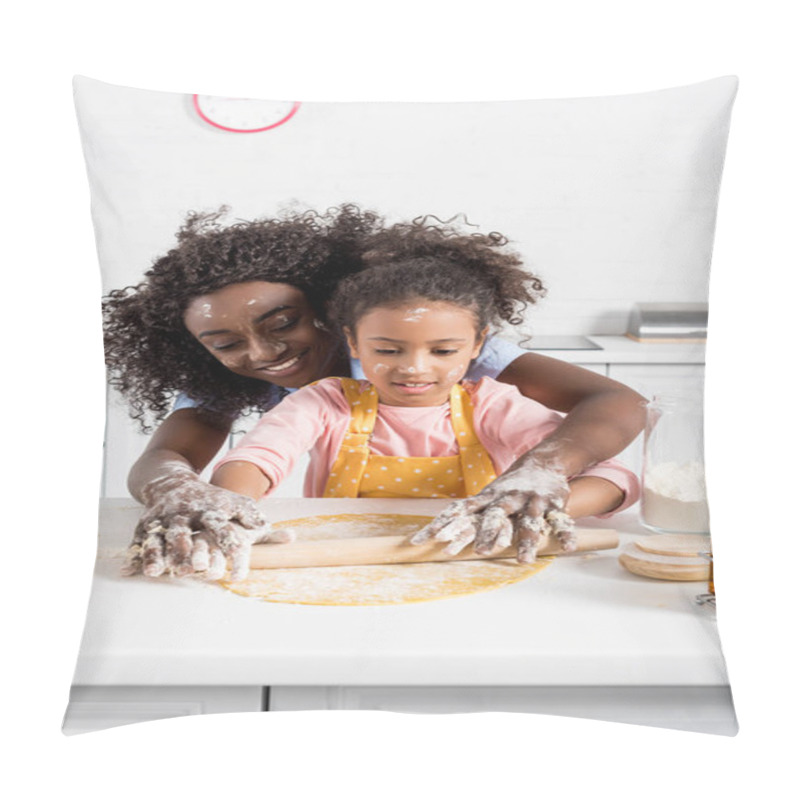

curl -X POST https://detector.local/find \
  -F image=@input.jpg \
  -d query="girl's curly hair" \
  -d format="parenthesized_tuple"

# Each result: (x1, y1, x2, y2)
(328, 215, 546, 334)
(103, 204, 381, 430)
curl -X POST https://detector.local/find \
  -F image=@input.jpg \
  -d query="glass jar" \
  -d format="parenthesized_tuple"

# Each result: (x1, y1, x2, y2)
(640, 393, 710, 534)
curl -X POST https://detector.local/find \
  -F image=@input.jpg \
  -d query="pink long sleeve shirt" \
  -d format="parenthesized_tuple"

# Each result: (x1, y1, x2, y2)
(215, 376, 640, 516)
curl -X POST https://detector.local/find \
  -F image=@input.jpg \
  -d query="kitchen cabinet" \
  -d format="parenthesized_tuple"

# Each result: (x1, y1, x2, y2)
(63, 686, 263, 735)
(65, 684, 734, 736)
(527, 336, 706, 478)
(268, 686, 734, 732)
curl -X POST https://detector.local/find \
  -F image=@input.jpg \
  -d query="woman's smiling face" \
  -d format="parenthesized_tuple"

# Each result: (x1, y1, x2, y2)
(183, 281, 337, 388)
(345, 300, 487, 406)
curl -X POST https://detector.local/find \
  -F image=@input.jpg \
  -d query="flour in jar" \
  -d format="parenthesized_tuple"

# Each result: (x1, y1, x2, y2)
(642, 460, 710, 533)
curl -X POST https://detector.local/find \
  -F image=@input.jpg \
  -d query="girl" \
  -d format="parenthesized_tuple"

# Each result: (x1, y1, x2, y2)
(105, 207, 645, 580)
(211, 257, 639, 568)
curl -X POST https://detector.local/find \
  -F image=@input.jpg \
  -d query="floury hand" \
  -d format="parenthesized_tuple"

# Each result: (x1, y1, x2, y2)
(122, 464, 292, 581)
(409, 452, 576, 563)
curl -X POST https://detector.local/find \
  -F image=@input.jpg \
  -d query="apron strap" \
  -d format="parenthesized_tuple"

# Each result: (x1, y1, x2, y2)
(322, 378, 379, 498)
(450, 383, 498, 494)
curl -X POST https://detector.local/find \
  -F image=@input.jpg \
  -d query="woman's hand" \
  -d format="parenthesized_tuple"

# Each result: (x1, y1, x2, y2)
(122, 464, 290, 581)
(412, 351, 647, 563)
(410, 451, 577, 563)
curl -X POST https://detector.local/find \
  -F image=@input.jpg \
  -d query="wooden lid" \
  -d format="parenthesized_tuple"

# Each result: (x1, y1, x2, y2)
(618, 543, 710, 582)
(634, 534, 711, 558)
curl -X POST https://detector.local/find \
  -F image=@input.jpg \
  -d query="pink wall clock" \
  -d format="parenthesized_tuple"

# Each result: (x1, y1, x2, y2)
(192, 95, 301, 133)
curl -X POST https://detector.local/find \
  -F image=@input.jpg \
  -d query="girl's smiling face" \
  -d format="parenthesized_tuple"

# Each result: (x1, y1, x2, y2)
(183, 281, 338, 388)
(345, 300, 487, 406)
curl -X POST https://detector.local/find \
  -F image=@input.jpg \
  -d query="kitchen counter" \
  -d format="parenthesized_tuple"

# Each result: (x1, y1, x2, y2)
(73, 498, 728, 689)
(524, 334, 706, 365)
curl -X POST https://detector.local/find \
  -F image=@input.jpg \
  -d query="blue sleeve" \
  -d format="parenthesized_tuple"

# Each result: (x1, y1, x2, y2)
(172, 392, 201, 412)
(466, 336, 527, 380)
(349, 356, 366, 380)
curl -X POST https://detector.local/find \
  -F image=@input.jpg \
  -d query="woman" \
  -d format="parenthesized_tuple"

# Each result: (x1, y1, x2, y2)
(104, 205, 646, 579)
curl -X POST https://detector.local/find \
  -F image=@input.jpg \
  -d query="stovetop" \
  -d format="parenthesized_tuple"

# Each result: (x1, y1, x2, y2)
(521, 335, 603, 351)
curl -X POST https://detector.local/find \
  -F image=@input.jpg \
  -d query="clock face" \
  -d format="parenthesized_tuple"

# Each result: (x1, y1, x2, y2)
(193, 95, 301, 133)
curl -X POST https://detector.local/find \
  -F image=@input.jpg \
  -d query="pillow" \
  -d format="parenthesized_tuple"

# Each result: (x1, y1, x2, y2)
(65, 75, 738, 736)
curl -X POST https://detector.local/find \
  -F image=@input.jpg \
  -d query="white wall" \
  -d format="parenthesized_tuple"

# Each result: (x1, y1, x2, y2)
(77, 76, 730, 337)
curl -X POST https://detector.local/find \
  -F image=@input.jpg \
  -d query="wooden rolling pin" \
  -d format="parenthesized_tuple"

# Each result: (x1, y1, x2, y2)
(250, 528, 618, 569)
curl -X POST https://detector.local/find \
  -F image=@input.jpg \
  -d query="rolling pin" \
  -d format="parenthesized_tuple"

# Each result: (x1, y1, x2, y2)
(250, 528, 618, 569)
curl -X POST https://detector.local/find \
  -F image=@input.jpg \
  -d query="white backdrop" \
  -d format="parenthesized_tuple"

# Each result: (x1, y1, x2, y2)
(5, 1, 796, 798)
(77, 76, 731, 335)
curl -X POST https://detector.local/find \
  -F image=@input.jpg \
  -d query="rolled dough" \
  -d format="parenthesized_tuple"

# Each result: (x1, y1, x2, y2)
(218, 513, 550, 606)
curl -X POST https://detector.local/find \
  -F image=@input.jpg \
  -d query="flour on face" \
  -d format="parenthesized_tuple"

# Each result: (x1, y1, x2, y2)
(401, 307, 430, 322)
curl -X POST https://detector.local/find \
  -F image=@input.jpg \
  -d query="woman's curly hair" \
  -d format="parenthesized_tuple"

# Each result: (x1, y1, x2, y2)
(328, 215, 546, 335)
(103, 205, 381, 430)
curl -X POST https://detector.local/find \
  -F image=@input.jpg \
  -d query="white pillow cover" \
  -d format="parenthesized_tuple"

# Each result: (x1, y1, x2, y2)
(67, 75, 738, 736)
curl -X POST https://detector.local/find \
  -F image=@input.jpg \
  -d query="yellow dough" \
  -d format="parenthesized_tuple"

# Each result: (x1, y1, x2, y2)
(218, 513, 550, 606)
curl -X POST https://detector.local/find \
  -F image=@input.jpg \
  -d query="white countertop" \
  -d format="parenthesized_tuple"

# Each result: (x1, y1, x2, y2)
(73, 498, 729, 688)
(525, 334, 706, 364)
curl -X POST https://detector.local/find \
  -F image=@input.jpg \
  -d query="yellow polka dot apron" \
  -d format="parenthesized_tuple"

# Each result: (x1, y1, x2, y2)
(323, 378, 498, 499)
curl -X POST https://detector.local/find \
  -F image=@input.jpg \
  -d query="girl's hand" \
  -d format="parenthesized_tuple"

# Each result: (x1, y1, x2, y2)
(410, 454, 577, 563)
(121, 465, 291, 581)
